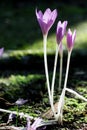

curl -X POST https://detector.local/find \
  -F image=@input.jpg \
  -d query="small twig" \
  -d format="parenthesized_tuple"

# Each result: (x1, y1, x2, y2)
(0, 120, 58, 130)
(38, 119, 58, 127)
(0, 126, 24, 130)
(0, 123, 8, 127)
(0, 108, 36, 120)
(66, 88, 87, 101)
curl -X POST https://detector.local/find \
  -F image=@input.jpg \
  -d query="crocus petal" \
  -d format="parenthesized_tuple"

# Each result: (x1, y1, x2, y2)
(37, 18, 48, 35)
(31, 118, 42, 129)
(38, 11, 43, 19)
(43, 8, 51, 23)
(15, 98, 28, 106)
(51, 9, 57, 22)
(62, 21, 68, 35)
(46, 19, 54, 32)
(35, 9, 43, 19)
(56, 27, 63, 43)
(72, 30, 76, 46)
(0, 48, 4, 56)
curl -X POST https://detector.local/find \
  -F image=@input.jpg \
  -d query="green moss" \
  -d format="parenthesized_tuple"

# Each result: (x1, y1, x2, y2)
(64, 97, 87, 124)
(9, 50, 44, 59)
(0, 74, 45, 101)
(0, 72, 87, 127)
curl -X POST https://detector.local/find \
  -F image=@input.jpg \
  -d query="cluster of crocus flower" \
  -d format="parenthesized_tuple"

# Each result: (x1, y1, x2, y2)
(0, 8, 87, 129)
(36, 8, 87, 124)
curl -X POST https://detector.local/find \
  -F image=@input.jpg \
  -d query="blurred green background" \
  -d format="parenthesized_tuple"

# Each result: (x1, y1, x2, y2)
(0, 0, 87, 52)
(0, 0, 86, 73)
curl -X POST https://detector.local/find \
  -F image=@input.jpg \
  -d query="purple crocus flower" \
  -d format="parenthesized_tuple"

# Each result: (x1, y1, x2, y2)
(36, 8, 57, 35)
(27, 117, 42, 130)
(56, 21, 68, 44)
(67, 29, 76, 51)
(0, 48, 4, 56)
(15, 98, 28, 106)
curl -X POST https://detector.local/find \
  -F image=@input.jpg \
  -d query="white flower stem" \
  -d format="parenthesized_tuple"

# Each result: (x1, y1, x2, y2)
(59, 51, 63, 91)
(43, 34, 51, 100)
(51, 44, 59, 106)
(56, 88, 65, 123)
(66, 88, 87, 101)
(43, 34, 55, 116)
(63, 51, 71, 90)
(56, 51, 72, 122)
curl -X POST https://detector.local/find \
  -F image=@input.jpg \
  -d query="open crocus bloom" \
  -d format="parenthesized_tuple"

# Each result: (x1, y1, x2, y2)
(36, 8, 57, 35)
(56, 21, 68, 44)
(0, 48, 4, 56)
(67, 29, 76, 51)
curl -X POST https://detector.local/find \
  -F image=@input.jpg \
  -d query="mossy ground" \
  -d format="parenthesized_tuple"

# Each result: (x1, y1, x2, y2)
(0, 70, 87, 129)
